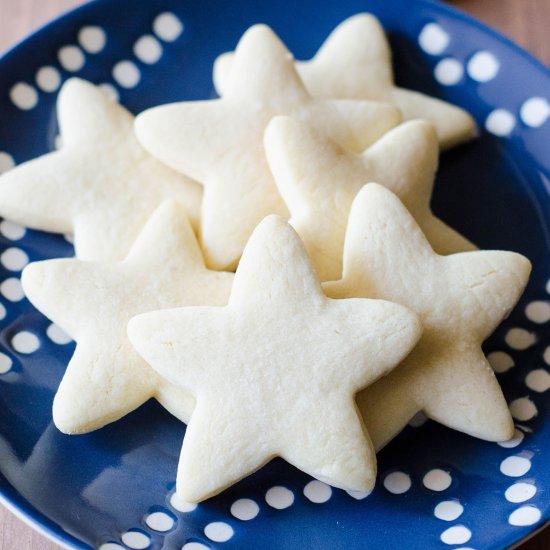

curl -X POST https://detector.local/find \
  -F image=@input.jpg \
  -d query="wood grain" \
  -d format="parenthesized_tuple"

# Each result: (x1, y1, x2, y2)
(0, 1, 549, 549)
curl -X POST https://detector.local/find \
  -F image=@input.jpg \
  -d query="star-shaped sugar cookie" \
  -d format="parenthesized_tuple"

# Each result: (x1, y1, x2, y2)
(135, 24, 401, 270)
(128, 215, 422, 502)
(214, 14, 477, 150)
(0, 78, 202, 261)
(21, 201, 233, 434)
(265, 116, 475, 281)
(324, 184, 531, 450)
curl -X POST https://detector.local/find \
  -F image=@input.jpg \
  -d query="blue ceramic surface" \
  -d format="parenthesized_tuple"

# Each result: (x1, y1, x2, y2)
(1, 0, 550, 549)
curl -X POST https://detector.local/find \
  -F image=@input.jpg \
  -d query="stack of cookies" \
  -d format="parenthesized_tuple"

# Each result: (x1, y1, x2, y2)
(0, 14, 531, 503)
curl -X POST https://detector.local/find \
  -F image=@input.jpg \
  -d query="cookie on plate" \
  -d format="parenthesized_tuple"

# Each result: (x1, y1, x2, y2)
(324, 184, 531, 449)
(128, 215, 422, 501)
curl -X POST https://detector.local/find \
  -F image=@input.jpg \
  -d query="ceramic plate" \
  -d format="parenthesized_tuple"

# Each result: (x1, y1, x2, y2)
(1, 0, 550, 548)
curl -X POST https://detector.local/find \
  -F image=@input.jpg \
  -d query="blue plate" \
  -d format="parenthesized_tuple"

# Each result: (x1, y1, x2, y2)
(1, 0, 550, 548)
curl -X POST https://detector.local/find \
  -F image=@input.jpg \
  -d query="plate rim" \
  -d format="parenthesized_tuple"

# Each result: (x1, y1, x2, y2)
(0, 0, 549, 549)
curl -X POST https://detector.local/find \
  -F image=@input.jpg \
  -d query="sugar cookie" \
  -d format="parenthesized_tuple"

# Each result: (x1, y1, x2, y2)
(135, 25, 401, 270)
(0, 78, 202, 260)
(21, 201, 232, 434)
(214, 14, 476, 149)
(128, 215, 422, 501)
(324, 184, 531, 449)
(265, 116, 475, 281)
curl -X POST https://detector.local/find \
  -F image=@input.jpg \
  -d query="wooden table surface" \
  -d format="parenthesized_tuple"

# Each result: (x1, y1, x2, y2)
(0, 0, 549, 549)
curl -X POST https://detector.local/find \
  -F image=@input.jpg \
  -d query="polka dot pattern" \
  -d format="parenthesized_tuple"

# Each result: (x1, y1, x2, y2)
(509, 397, 537, 421)
(181, 543, 209, 550)
(113, 60, 141, 88)
(0, 152, 15, 174)
(10, 83, 38, 110)
(46, 323, 73, 345)
(434, 500, 464, 521)
(525, 301, 550, 323)
(505, 482, 537, 503)
(383, 471, 411, 494)
(488, 351, 515, 373)
(508, 505, 541, 526)
(35, 66, 61, 92)
(204, 521, 233, 542)
(526, 369, 550, 393)
(486, 109, 516, 137)
(467, 51, 500, 82)
(230, 498, 259, 520)
(303, 480, 332, 503)
(434, 58, 463, 85)
(78, 26, 107, 53)
(134, 35, 163, 64)
(498, 428, 525, 448)
(145, 510, 174, 531)
(505, 328, 536, 350)
(170, 492, 197, 513)
(1, 278, 25, 302)
(418, 23, 449, 55)
(440, 525, 472, 545)
(423, 469, 452, 491)
(265, 486, 294, 509)
(0, 221, 25, 240)
(121, 531, 150, 549)
(11, 331, 40, 354)
(520, 97, 550, 128)
(153, 12, 184, 42)
(0, 248, 28, 271)
(500, 456, 532, 477)
(58, 45, 86, 72)
(0, 353, 13, 374)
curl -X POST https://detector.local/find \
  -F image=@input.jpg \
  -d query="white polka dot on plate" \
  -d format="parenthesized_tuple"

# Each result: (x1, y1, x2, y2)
(46, 323, 72, 345)
(10, 83, 38, 110)
(509, 397, 537, 421)
(505, 482, 537, 503)
(434, 500, 464, 521)
(35, 66, 61, 93)
(0, 352, 12, 374)
(487, 351, 515, 373)
(204, 521, 233, 542)
(498, 428, 525, 448)
(467, 51, 500, 82)
(0, 247, 28, 271)
(58, 45, 86, 72)
(113, 60, 141, 88)
(181, 543, 209, 550)
(303, 480, 332, 503)
(544, 346, 550, 365)
(346, 489, 369, 500)
(1, 278, 24, 302)
(78, 26, 106, 53)
(525, 300, 550, 323)
(153, 12, 184, 42)
(145, 511, 174, 532)
(170, 492, 197, 512)
(485, 109, 516, 137)
(434, 58, 463, 85)
(11, 331, 40, 354)
(418, 23, 449, 55)
(0, 303, 5, 320)
(423, 469, 452, 491)
(54, 135, 63, 150)
(0, 152, 15, 174)
(520, 97, 550, 128)
(265, 486, 294, 509)
(509, 505, 541, 526)
(383, 471, 411, 494)
(98, 544, 126, 550)
(500, 455, 532, 477)
(230, 498, 259, 520)
(121, 531, 150, 549)
(505, 328, 536, 350)
(440, 525, 472, 545)
(526, 369, 550, 392)
(134, 35, 163, 64)
(0, 220, 25, 240)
